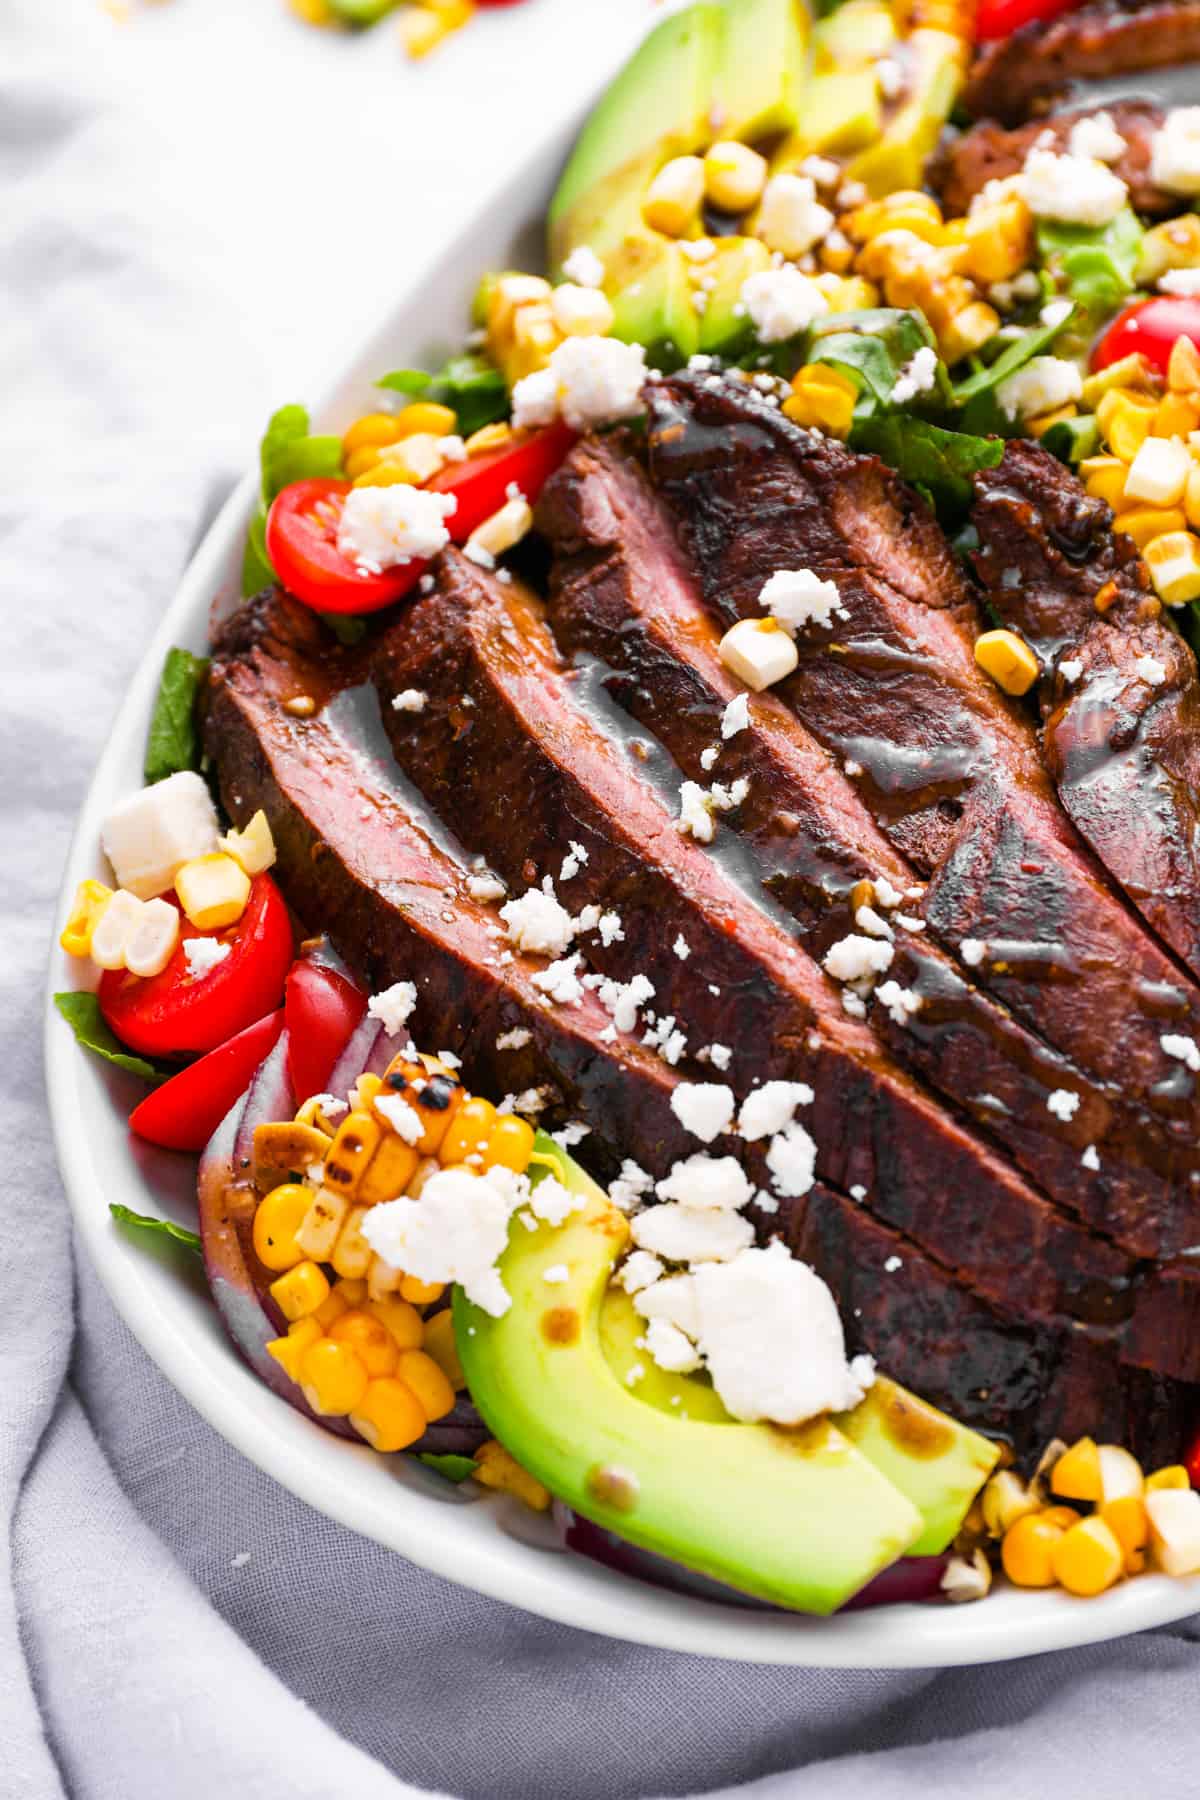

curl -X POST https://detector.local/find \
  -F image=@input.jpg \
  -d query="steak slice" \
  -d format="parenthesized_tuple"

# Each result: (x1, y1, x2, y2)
(932, 102, 1173, 218)
(964, 1, 1200, 125)
(972, 440, 1200, 983)
(369, 549, 1158, 1340)
(536, 435, 1189, 1255)
(642, 372, 1200, 1255)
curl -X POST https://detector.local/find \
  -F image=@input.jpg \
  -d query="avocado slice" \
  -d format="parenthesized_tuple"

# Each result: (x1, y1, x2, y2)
(710, 0, 810, 143)
(835, 1377, 999, 1556)
(845, 29, 966, 197)
(607, 239, 702, 369)
(696, 236, 771, 357)
(455, 1139, 925, 1613)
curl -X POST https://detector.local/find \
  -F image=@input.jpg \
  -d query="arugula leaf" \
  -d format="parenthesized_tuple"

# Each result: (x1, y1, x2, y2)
(242, 406, 346, 598)
(952, 304, 1077, 435)
(144, 647, 209, 785)
(418, 1452, 478, 1484)
(1037, 209, 1142, 320)
(802, 309, 950, 417)
(53, 992, 166, 1083)
(377, 352, 509, 438)
(852, 415, 1004, 513)
(110, 1205, 202, 1256)
(1040, 412, 1102, 465)
(376, 368, 434, 396)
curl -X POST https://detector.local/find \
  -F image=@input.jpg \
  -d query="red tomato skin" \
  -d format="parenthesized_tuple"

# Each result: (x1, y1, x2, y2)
(1186, 1429, 1200, 1489)
(99, 874, 294, 1057)
(1091, 296, 1200, 375)
(266, 479, 424, 616)
(129, 1010, 285, 1152)
(431, 422, 577, 541)
(284, 960, 367, 1104)
(975, 0, 1079, 38)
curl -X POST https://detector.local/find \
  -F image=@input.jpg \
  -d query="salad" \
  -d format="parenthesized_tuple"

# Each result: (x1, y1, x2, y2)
(55, 0, 1200, 1616)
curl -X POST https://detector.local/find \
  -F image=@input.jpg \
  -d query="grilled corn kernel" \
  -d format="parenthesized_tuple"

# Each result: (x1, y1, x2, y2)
(380, 1057, 464, 1153)
(253, 1182, 312, 1273)
(372, 433, 445, 485)
(367, 1254, 403, 1301)
(324, 1110, 382, 1198)
(1102, 1494, 1150, 1574)
(399, 1274, 446, 1305)
(345, 446, 383, 481)
(1185, 466, 1200, 531)
(1096, 388, 1156, 462)
(643, 156, 706, 237)
(441, 1096, 499, 1166)
(1029, 404, 1078, 439)
(1001, 1510, 1068, 1587)
(396, 401, 457, 438)
(60, 879, 114, 957)
(473, 1440, 552, 1512)
(295, 1187, 350, 1261)
(981, 1469, 1037, 1539)
(174, 853, 251, 931)
(329, 1308, 399, 1378)
(343, 413, 403, 455)
(843, 191, 944, 244)
(330, 1204, 374, 1280)
(269, 1259, 331, 1323)
(782, 364, 858, 438)
(942, 302, 1001, 366)
(465, 422, 514, 457)
(351, 463, 431, 490)
(350, 1072, 384, 1112)
(1125, 435, 1191, 507)
(312, 1286, 349, 1330)
(550, 283, 615, 338)
(334, 1277, 368, 1306)
(1152, 393, 1200, 439)
(1081, 354, 1158, 409)
(1051, 1515, 1124, 1596)
(396, 1348, 456, 1422)
(957, 194, 1034, 286)
(974, 628, 1039, 697)
(1146, 1464, 1191, 1491)
(481, 1115, 536, 1174)
(1135, 214, 1200, 286)
(294, 1095, 343, 1136)
(703, 140, 767, 214)
(1143, 528, 1200, 604)
(1168, 333, 1200, 393)
(253, 1121, 331, 1190)
(1111, 505, 1188, 550)
(1040, 1504, 1084, 1531)
(357, 1134, 420, 1208)
(422, 1307, 466, 1389)
(219, 809, 276, 876)
(350, 1376, 427, 1451)
(487, 274, 553, 341)
(365, 1294, 424, 1350)
(301, 1338, 369, 1415)
(466, 498, 533, 563)
(265, 1316, 323, 1381)
(1080, 454, 1129, 510)
(1050, 1436, 1102, 1502)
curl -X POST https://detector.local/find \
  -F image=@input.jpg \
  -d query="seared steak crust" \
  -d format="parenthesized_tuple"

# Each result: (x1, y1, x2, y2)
(964, 0, 1200, 125)
(932, 102, 1172, 217)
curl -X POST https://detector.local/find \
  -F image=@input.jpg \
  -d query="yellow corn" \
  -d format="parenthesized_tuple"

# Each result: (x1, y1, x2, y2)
(508, 303, 561, 381)
(396, 401, 457, 438)
(1040, 1503, 1084, 1531)
(1096, 388, 1156, 462)
(1147, 1464, 1191, 1491)
(379, 1056, 464, 1154)
(956, 194, 1033, 286)
(253, 1182, 312, 1273)
(219, 809, 276, 877)
(1102, 1494, 1150, 1575)
(399, 6, 456, 58)
(1050, 1436, 1101, 1502)
(703, 140, 768, 214)
(334, 1277, 368, 1306)
(357, 1132, 420, 1208)
(1111, 505, 1187, 550)
(1051, 1515, 1124, 1597)
(345, 446, 383, 481)
(1143, 529, 1200, 605)
(300, 1338, 369, 1415)
(481, 1115, 536, 1174)
(376, 432, 447, 484)
(441, 1095, 498, 1166)
(1029, 404, 1077, 440)
(295, 1187, 350, 1261)
(329, 1308, 400, 1378)
(342, 413, 403, 456)
(857, 229, 997, 364)
(174, 853, 251, 932)
(1079, 455, 1129, 511)
(350, 1376, 428, 1451)
(265, 1316, 323, 1381)
(399, 1274, 445, 1305)
(365, 1294, 424, 1350)
(981, 1469, 1037, 1539)
(60, 879, 114, 957)
(367, 1254, 403, 1302)
(643, 156, 706, 237)
(323, 1110, 383, 1199)
(330, 1204, 375, 1280)
(422, 1308, 466, 1390)
(465, 422, 514, 457)
(351, 1072, 384, 1112)
(466, 498, 533, 563)
(782, 364, 858, 439)
(253, 1121, 331, 1189)
(812, 274, 880, 313)
(1081, 355, 1159, 409)
(313, 1285, 350, 1330)
(269, 1259, 330, 1323)
(974, 628, 1039, 697)
(1136, 215, 1200, 286)
(473, 1440, 551, 1512)
(1001, 1510, 1068, 1588)
(842, 191, 944, 244)
(550, 284, 615, 338)
(294, 1095, 345, 1136)
(350, 461, 426, 489)
(1168, 333, 1200, 393)
(1153, 393, 1200, 439)
(396, 1348, 456, 1422)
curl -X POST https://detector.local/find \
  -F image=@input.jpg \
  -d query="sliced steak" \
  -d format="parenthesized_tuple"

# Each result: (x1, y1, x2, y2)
(972, 440, 1200, 983)
(642, 372, 1200, 1255)
(932, 101, 1172, 218)
(536, 435, 1190, 1255)
(964, 1, 1200, 125)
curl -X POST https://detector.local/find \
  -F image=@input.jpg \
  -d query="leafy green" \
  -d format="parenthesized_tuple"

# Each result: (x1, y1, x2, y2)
(144, 648, 209, 785)
(110, 1205, 202, 1256)
(952, 305, 1077, 435)
(1037, 209, 1142, 320)
(418, 1452, 478, 1484)
(326, 0, 399, 21)
(851, 414, 1004, 513)
(377, 352, 509, 437)
(53, 993, 166, 1083)
(376, 369, 434, 397)
(1040, 412, 1102, 465)
(242, 405, 346, 598)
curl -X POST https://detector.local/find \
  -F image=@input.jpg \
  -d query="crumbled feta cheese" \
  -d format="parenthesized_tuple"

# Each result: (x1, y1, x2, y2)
(362, 1165, 519, 1316)
(467, 872, 507, 906)
(1135, 653, 1168, 687)
(511, 336, 647, 431)
(766, 1122, 817, 1198)
(875, 876, 903, 910)
(875, 979, 924, 1028)
(720, 692, 750, 739)
(678, 780, 716, 843)
(531, 952, 585, 1005)
(1151, 108, 1200, 196)
(495, 1026, 531, 1051)
(618, 1249, 664, 1294)
(855, 904, 893, 940)
(842, 991, 868, 1019)
(670, 1082, 736, 1144)
(610, 1159, 654, 1213)
(1047, 1087, 1081, 1121)
(374, 1092, 425, 1145)
(961, 938, 987, 967)
(551, 1122, 589, 1150)
(597, 910, 624, 946)
(436, 1049, 462, 1071)
(1162, 1032, 1200, 1072)
(823, 933, 895, 983)
(799, 154, 841, 189)
(756, 174, 834, 260)
(1068, 111, 1127, 163)
(706, 1044, 732, 1071)
(597, 971, 655, 1035)
(1020, 149, 1127, 226)
(673, 934, 691, 961)
(391, 688, 428, 714)
(699, 744, 719, 771)
(1082, 1143, 1101, 1171)
(499, 887, 576, 957)
(655, 1153, 754, 1213)
(367, 980, 418, 1036)
(559, 840, 589, 882)
(528, 1173, 585, 1227)
(1040, 298, 1074, 329)
(633, 1273, 701, 1340)
(740, 267, 829, 343)
(182, 937, 230, 979)
(691, 1242, 873, 1425)
(759, 567, 847, 634)
(889, 345, 938, 405)
(884, 1254, 903, 1273)
(561, 245, 605, 288)
(101, 770, 220, 900)
(1059, 658, 1084, 683)
(643, 1317, 703, 1374)
(719, 617, 799, 690)
(542, 1264, 570, 1285)
(631, 1202, 754, 1264)
(738, 1080, 814, 1142)
(996, 355, 1083, 422)
(336, 486, 456, 574)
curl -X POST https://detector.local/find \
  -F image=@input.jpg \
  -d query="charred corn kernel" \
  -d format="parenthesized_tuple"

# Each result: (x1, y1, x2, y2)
(334, 1276, 368, 1306)
(550, 283, 614, 338)
(379, 1056, 463, 1153)
(1147, 1464, 1191, 1491)
(330, 1205, 374, 1280)
(342, 413, 403, 455)
(174, 853, 251, 931)
(1185, 466, 1200, 530)
(1153, 393, 1200, 438)
(942, 301, 1001, 366)
(509, 303, 560, 381)
(481, 1115, 536, 1174)
(974, 628, 1039, 697)
(957, 195, 1033, 286)
(466, 422, 514, 457)
(473, 1440, 552, 1512)
(1040, 1503, 1083, 1531)
(294, 1095, 342, 1136)
(1029, 404, 1078, 439)
(265, 1316, 323, 1381)
(643, 156, 706, 237)
(365, 1294, 424, 1349)
(1125, 435, 1191, 506)
(396, 1348, 456, 1422)
(219, 809, 276, 876)
(441, 1096, 498, 1166)
(352, 460, 436, 488)
(1143, 529, 1200, 604)
(1080, 454, 1129, 510)
(324, 1110, 382, 1198)
(1136, 214, 1200, 285)
(376, 432, 446, 484)
(269, 1259, 330, 1323)
(812, 274, 879, 312)
(329, 1308, 399, 1378)
(422, 1307, 466, 1389)
(981, 1469, 1037, 1539)
(300, 1338, 369, 1415)
(465, 498, 533, 563)
(1111, 505, 1187, 550)
(290, 0, 338, 24)
(1102, 1494, 1150, 1574)
(1081, 354, 1158, 409)
(1098, 1444, 1145, 1503)
(1050, 1436, 1102, 1502)
(1001, 1510, 1068, 1587)
(356, 1134, 420, 1208)
(295, 1186, 350, 1261)
(60, 879, 113, 956)
(367, 1254, 403, 1301)
(253, 1183, 312, 1273)
(843, 191, 943, 244)
(782, 363, 858, 438)
(253, 1121, 331, 1189)
(350, 1072, 384, 1113)
(487, 274, 552, 341)
(1169, 333, 1200, 393)
(1096, 388, 1156, 461)
(703, 140, 767, 214)
(399, 1274, 445, 1305)
(1051, 1515, 1124, 1596)
(345, 445, 383, 481)
(350, 1376, 427, 1451)
(313, 1285, 350, 1330)
(396, 401, 457, 438)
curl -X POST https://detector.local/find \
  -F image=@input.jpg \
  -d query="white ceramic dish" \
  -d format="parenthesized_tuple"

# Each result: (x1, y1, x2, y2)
(46, 114, 1200, 1667)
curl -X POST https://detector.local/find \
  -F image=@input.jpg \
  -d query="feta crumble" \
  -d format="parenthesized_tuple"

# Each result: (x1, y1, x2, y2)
(362, 1165, 520, 1317)
(495, 1026, 531, 1051)
(610, 1159, 654, 1212)
(1047, 1087, 1081, 1121)
(618, 1249, 664, 1294)
(678, 780, 716, 843)
(759, 567, 847, 633)
(1151, 108, 1200, 196)
(673, 934, 691, 961)
(367, 980, 418, 1036)
(511, 336, 647, 432)
(391, 688, 428, 714)
(996, 356, 1083, 423)
(755, 174, 834, 260)
(670, 1082, 736, 1144)
(655, 1152, 754, 1213)
(531, 952, 585, 1006)
(1162, 1032, 1200, 1073)
(499, 887, 576, 957)
(559, 840, 589, 882)
(765, 1122, 817, 1198)
(740, 267, 829, 344)
(875, 980, 923, 1028)
(374, 1092, 425, 1146)
(961, 938, 987, 967)
(631, 1202, 754, 1264)
(822, 934, 895, 983)
(1059, 658, 1084, 683)
(597, 972, 655, 1034)
(561, 245, 605, 288)
(1082, 1144, 1101, 1171)
(1068, 111, 1127, 163)
(1135, 654, 1168, 687)
(336, 486, 457, 575)
(738, 1080, 814, 1142)
(720, 691, 750, 738)
(643, 1318, 703, 1374)
(889, 345, 938, 405)
(542, 1264, 570, 1285)
(1020, 149, 1127, 226)
(183, 937, 230, 979)
(528, 1173, 585, 1228)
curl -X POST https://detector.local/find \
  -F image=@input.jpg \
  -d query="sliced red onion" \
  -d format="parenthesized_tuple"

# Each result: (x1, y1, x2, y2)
(327, 1016, 387, 1100)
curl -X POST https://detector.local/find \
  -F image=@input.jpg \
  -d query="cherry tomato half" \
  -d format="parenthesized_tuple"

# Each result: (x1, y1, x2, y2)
(265, 479, 423, 616)
(99, 873, 294, 1058)
(429, 420, 577, 541)
(129, 1009, 285, 1152)
(1091, 296, 1200, 375)
(974, 0, 1081, 39)
(284, 957, 367, 1104)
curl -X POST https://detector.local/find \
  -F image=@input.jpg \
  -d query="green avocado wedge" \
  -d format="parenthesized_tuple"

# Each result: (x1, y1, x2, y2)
(455, 1139, 928, 1614)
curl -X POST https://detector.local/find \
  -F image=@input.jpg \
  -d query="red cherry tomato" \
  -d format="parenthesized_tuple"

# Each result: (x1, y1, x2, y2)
(1185, 1429, 1200, 1489)
(284, 958, 367, 1104)
(429, 421, 577, 541)
(99, 874, 294, 1058)
(974, 0, 1081, 39)
(265, 479, 424, 616)
(1091, 296, 1200, 375)
(129, 1009, 285, 1152)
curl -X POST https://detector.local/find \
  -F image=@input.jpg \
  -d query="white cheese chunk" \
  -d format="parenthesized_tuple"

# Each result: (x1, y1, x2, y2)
(758, 567, 846, 634)
(361, 1166, 520, 1317)
(720, 691, 750, 738)
(181, 935, 229, 980)
(511, 336, 646, 432)
(499, 887, 576, 957)
(677, 780, 717, 843)
(1151, 108, 1200, 196)
(1068, 112, 1127, 163)
(739, 267, 829, 344)
(655, 1152, 754, 1213)
(1047, 1087, 1081, 1121)
(367, 981, 418, 1036)
(561, 245, 605, 288)
(996, 355, 1082, 422)
(738, 1080, 814, 1142)
(643, 1318, 703, 1374)
(1020, 149, 1127, 226)
(1126, 436, 1191, 507)
(528, 1173, 585, 1228)
(617, 1249, 664, 1294)
(336, 485, 456, 574)
(765, 1122, 818, 1198)
(889, 345, 938, 405)
(822, 934, 895, 983)
(755, 174, 834, 259)
(1162, 1032, 1200, 1072)
(633, 1273, 701, 1340)
(101, 770, 220, 900)
(669, 1082, 736, 1144)
(718, 618, 799, 691)
(1146, 1487, 1200, 1574)
(391, 688, 428, 714)
(374, 1093, 425, 1145)
(630, 1202, 754, 1264)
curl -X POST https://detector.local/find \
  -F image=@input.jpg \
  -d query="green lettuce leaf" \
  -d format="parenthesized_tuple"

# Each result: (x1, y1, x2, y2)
(110, 1205, 202, 1256)
(376, 352, 509, 438)
(807, 308, 944, 414)
(144, 647, 209, 785)
(53, 992, 165, 1083)
(376, 369, 434, 397)
(1039, 412, 1102, 465)
(1037, 209, 1142, 321)
(418, 1452, 478, 1484)
(851, 414, 1004, 512)
(952, 304, 1077, 435)
(242, 405, 345, 598)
